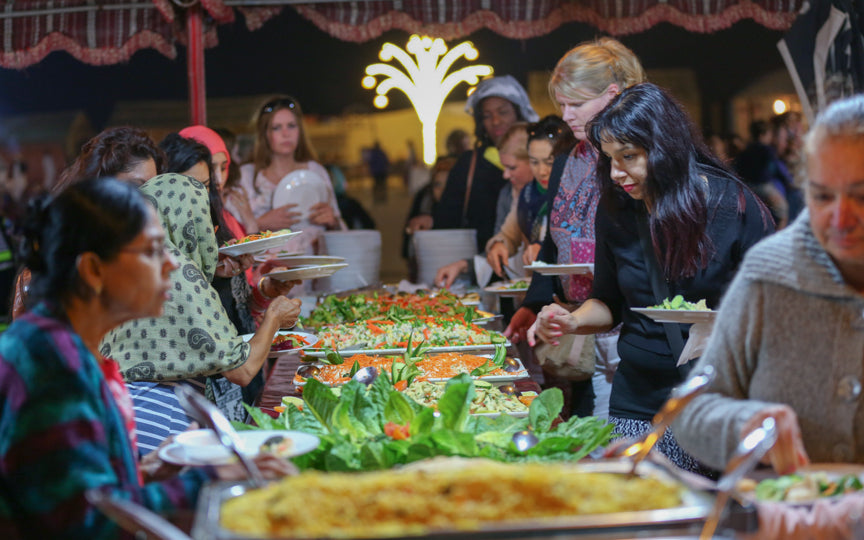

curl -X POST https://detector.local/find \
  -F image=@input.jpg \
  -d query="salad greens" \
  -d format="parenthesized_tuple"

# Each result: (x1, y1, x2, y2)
(649, 295, 709, 311)
(302, 290, 481, 327)
(239, 374, 614, 472)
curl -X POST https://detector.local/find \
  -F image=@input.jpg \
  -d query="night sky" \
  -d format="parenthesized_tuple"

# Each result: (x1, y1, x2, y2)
(0, 7, 787, 129)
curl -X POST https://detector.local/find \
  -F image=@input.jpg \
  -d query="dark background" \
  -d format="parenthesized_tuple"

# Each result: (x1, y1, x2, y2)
(0, 7, 787, 130)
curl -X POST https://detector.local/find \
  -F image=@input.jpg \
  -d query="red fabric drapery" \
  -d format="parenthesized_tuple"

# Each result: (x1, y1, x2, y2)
(272, 0, 804, 40)
(0, 0, 805, 69)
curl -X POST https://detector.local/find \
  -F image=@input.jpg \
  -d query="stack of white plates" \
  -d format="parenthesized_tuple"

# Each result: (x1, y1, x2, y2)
(320, 230, 382, 292)
(413, 229, 477, 287)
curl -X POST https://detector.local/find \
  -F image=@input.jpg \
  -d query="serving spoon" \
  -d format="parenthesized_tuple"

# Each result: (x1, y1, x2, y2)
(699, 417, 777, 540)
(351, 366, 379, 385)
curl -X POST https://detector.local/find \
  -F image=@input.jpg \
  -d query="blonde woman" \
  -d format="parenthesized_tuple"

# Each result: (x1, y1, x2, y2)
(505, 38, 646, 420)
(239, 96, 345, 252)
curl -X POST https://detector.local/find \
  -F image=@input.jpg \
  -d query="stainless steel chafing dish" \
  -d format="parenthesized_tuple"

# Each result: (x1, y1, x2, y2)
(191, 460, 718, 540)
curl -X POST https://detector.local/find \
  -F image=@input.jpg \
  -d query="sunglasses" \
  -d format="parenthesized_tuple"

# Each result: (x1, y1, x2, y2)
(261, 98, 296, 115)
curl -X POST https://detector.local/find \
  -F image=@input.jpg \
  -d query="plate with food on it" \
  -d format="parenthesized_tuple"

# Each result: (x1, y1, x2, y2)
(242, 330, 319, 358)
(525, 262, 594, 276)
(219, 229, 301, 257)
(264, 263, 349, 282)
(484, 279, 531, 296)
(159, 429, 319, 466)
(631, 295, 717, 324)
(737, 464, 864, 506)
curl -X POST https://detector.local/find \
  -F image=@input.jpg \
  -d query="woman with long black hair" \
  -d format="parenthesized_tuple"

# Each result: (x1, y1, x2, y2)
(529, 83, 774, 472)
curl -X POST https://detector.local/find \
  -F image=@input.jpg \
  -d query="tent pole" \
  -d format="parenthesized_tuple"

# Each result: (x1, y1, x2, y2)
(186, 4, 206, 125)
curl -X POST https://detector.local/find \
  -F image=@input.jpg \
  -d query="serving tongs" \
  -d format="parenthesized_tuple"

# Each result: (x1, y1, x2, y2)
(174, 385, 266, 488)
(612, 365, 716, 475)
(699, 417, 778, 540)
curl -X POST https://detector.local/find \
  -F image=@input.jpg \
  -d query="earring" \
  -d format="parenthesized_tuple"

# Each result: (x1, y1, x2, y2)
(94, 284, 102, 296)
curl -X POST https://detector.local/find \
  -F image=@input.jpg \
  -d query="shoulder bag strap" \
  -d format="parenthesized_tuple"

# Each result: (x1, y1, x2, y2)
(461, 150, 479, 226)
(635, 210, 687, 369)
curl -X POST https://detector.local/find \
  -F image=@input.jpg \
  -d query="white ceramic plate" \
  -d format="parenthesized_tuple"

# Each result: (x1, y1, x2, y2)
(159, 430, 319, 466)
(526, 263, 594, 276)
(484, 280, 531, 296)
(265, 263, 349, 281)
(271, 169, 329, 222)
(631, 308, 717, 324)
(253, 251, 303, 264)
(241, 330, 319, 358)
(739, 463, 864, 506)
(219, 231, 301, 257)
(268, 255, 346, 267)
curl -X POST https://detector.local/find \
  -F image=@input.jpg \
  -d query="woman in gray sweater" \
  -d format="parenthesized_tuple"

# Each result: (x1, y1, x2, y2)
(674, 94, 864, 474)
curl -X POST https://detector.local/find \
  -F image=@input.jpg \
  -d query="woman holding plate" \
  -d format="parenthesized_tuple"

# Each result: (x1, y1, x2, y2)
(239, 95, 345, 254)
(529, 83, 773, 472)
(101, 174, 302, 455)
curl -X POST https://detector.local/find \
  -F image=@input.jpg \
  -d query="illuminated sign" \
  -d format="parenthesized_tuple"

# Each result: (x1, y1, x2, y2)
(363, 35, 493, 165)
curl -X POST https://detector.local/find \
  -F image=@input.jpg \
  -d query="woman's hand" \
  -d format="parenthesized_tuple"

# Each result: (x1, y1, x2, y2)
(435, 259, 469, 288)
(260, 277, 301, 299)
(527, 303, 579, 347)
(503, 307, 537, 345)
(742, 406, 810, 475)
(264, 296, 302, 329)
(405, 214, 433, 234)
(214, 453, 298, 481)
(215, 253, 254, 278)
(257, 204, 302, 231)
(308, 202, 338, 229)
(522, 243, 542, 267)
(486, 242, 509, 277)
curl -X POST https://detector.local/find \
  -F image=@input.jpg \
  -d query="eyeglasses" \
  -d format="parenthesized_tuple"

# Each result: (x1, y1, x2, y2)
(261, 98, 296, 115)
(120, 241, 169, 262)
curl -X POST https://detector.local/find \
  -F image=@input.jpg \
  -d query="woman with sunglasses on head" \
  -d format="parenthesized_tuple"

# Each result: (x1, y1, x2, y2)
(101, 174, 302, 455)
(529, 83, 774, 472)
(0, 178, 294, 538)
(239, 96, 345, 252)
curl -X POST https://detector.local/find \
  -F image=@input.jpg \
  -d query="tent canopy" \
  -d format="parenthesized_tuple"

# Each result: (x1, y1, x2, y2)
(0, 0, 804, 69)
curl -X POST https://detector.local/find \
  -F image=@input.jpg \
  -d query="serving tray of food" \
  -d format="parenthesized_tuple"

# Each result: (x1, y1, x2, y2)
(294, 352, 528, 387)
(192, 459, 714, 539)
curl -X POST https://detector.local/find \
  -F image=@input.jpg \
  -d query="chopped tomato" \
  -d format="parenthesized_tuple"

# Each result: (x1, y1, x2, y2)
(384, 421, 411, 440)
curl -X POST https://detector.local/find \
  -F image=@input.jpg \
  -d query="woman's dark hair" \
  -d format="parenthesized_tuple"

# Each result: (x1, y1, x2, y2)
(57, 127, 164, 191)
(21, 178, 150, 306)
(159, 133, 232, 245)
(472, 97, 526, 148)
(527, 115, 577, 157)
(587, 83, 735, 280)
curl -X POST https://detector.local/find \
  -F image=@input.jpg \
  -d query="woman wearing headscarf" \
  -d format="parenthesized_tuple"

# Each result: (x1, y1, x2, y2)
(101, 174, 301, 455)
(431, 75, 539, 252)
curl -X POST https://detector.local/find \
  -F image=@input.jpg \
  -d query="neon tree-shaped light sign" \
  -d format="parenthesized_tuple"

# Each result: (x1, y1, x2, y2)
(362, 35, 493, 165)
